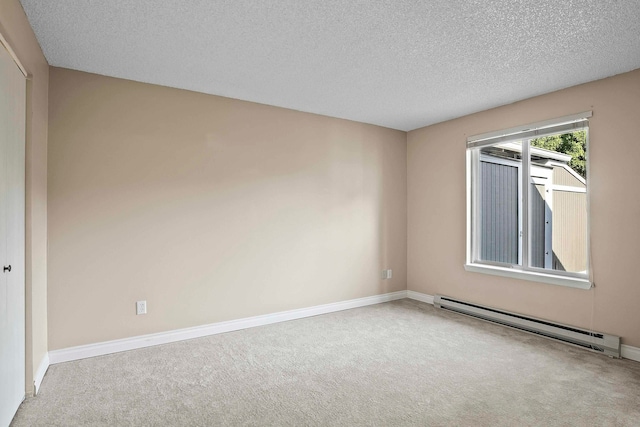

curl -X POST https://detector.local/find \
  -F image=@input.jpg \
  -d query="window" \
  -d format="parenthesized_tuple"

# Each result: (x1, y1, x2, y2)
(465, 112, 591, 289)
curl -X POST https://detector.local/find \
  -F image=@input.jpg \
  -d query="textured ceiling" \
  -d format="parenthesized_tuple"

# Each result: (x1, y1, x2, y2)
(20, 0, 640, 131)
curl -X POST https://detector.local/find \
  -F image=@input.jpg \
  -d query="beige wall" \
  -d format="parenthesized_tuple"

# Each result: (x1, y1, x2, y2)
(408, 69, 640, 347)
(0, 0, 49, 395)
(47, 68, 407, 350)
(28, 15, 640, 358)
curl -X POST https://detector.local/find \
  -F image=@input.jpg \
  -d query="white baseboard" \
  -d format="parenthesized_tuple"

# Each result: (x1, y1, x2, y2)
(621, 344, 640, 363)
(34, 353, 50, 395)
(406, 290, 434, 304)
(49, 290, 408, 365)
(45, 288, 640, 367)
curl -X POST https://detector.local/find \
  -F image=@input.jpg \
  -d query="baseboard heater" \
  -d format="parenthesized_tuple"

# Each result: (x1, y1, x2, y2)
(434, 295, 620, 358)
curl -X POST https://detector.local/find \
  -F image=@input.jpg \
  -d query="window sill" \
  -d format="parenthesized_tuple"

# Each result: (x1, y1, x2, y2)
(464, 263, 592, 290)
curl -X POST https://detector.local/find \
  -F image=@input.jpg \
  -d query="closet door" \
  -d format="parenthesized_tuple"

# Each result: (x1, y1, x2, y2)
(0, 41, 26, 427)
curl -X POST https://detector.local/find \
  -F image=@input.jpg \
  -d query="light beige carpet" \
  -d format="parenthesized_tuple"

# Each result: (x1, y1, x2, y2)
(11, 299, 640, 426)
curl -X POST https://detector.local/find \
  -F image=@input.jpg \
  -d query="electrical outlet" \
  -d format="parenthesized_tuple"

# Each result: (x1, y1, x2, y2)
(136, 300, 147, 315)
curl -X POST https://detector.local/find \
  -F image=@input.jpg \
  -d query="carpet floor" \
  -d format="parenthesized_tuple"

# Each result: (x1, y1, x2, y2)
(11, 299, 640, 426)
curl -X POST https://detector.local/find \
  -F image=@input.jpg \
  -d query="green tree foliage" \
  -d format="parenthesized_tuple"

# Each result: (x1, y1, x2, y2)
(531, 131, 586, 178)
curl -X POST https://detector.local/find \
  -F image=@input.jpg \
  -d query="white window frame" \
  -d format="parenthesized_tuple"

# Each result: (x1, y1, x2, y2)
(465, 112, 592, 290)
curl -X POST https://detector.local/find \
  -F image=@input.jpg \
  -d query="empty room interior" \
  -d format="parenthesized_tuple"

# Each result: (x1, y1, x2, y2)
(1, 0, 640, 425)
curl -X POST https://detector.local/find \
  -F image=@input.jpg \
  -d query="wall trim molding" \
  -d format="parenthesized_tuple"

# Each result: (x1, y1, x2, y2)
(49, 290, 408, 365)
(0, 29, 29, 77)
(621, 344, 640, 363)
(406, 290, 434, 304)
(33, 353, 50, 395)
(45, 288, 640, 368)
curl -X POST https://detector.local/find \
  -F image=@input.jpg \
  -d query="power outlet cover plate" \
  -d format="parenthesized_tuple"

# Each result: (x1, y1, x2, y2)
(136, 300, 147, 315)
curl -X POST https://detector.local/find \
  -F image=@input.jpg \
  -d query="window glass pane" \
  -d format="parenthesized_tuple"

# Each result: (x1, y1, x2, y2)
(529, 181, 547, 268)
(477, 142, 522, 265)
(529, 131, 587, 274)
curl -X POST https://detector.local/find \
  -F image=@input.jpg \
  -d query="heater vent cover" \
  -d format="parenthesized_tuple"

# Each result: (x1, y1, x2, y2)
(434, 295, 620, 358)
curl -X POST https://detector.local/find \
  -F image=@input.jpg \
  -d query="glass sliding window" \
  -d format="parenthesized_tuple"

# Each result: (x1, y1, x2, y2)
(477, 142, 522, 266)
(466, 113, 591, 289)
(528, 131, 588, 275)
